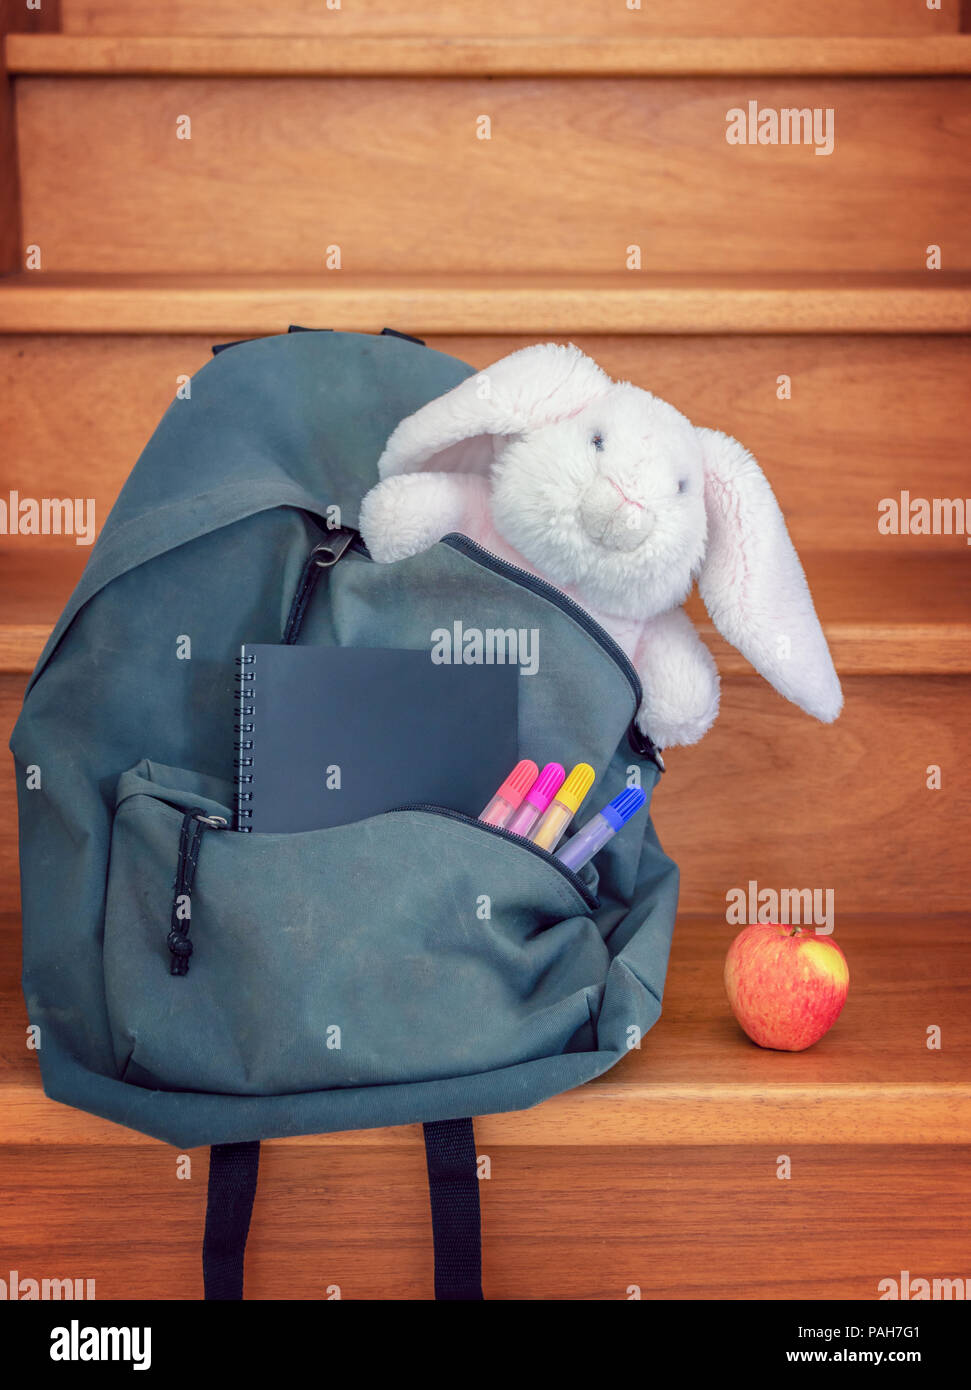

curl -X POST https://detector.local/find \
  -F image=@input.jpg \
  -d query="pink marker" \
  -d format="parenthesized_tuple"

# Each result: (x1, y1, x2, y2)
(504, 763, 566, 839)
(479, 760, 539, 828)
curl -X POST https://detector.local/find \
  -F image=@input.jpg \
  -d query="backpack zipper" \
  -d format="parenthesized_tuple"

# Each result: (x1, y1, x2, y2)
(153, 785, 597, 909)
(350, 529, 664, 770)
(387, 802, 600, 910)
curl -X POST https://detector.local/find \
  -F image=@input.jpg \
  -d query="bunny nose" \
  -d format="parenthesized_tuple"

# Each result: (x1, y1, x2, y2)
(579, 477, 652, 552)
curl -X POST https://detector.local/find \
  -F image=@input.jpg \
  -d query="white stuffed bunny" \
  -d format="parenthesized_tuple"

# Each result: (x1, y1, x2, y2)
(359, 343, 842, 748)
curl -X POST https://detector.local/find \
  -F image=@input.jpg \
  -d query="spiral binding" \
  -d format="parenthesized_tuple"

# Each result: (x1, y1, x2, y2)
(234, 652, 256, 831)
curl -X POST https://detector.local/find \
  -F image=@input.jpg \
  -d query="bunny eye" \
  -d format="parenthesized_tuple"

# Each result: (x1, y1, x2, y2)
(591, 433, 605, 452)
(677, 478, 688, 494)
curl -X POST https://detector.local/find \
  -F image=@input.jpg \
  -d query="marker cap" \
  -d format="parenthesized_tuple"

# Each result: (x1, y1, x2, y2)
(557, 763, 595, 815)
(495, 759, 539, 809)
(601, 786, 647, 831)
(525, 762, 566, 813)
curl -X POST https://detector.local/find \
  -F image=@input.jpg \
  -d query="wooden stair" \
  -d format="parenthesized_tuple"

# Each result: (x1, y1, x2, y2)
(1, 5, 969, 1300)
(9, 34, 971, 75)
(9, 63, 971, 275)
(51, 0, 968, 40)
(2, 914, 969, 1298)
(3, 273, 971, 334)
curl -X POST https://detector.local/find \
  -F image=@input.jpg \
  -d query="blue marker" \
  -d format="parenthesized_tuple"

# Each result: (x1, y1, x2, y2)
(554, 787, 646, 872)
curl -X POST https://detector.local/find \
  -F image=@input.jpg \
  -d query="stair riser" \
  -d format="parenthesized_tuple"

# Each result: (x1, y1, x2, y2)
(2, 333, 969, 556)
(2, 675, 967, 915)
(15, 76, 971, 274)
(1, 1142, 968, 1299)
(58, 0, 964, 39)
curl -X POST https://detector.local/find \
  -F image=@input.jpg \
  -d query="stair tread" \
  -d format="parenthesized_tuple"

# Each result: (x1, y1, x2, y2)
(2, 914, 969, 1146)
(2, 272, 970, 335)
(56, 0, 965, 42)
(7, 33, 971, 77)
(0, 546, 968, 675)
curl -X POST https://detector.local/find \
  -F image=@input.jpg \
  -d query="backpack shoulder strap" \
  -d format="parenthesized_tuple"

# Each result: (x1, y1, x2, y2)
(203, 1141, 261, 1300)
(201, 1121, 482, 1299)
(422, 1118, 484, 1300)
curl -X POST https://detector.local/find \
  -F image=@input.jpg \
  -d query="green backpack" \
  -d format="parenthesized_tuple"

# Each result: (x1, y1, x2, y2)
(11, 327, 678, 1300)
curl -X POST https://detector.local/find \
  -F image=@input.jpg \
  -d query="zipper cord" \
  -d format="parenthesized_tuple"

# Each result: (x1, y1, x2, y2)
(168, 809, 227, 975)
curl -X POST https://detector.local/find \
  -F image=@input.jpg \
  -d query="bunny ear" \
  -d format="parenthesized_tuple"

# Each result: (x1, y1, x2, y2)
(696, 427, 842, 723)
(378, 342, 612, 479)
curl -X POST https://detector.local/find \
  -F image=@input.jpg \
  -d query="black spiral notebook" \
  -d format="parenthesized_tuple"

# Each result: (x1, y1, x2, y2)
(234, 644, 519, 833)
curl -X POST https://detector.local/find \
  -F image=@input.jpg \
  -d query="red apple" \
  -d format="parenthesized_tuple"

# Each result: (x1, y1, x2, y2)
(724, 923, 849, 1051)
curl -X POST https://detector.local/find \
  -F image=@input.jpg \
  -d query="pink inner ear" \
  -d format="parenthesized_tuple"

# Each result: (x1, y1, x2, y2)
(697, 427, 842, 724)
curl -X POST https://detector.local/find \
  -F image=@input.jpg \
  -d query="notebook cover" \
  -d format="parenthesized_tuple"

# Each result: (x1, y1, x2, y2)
(237, 644, 519, 833)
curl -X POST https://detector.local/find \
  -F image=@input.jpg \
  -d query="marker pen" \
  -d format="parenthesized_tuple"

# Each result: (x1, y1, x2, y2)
(554, 787, 647, 873)
(479, 759, 539, 828)
(529, 762, 596, 853)
(504, 763, 566, 839)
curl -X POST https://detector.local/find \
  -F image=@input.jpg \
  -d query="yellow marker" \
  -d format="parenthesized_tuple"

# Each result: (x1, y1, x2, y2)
(529, 763, 596, 852)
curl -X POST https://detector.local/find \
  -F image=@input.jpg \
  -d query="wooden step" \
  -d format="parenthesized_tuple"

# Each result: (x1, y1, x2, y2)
(3, 909, 970, 1294)
(58, 0, 966, 41)
(2, 668, 969, 915)
(3, 1137, 969, 1298)
(3, 914, 969, 1148)
(10, 69, 971, 273)
(1, 547, 968, 678)
(3, 274, 971, 334)
(2, 331, 969, 557)
(9, 35, 971, 77)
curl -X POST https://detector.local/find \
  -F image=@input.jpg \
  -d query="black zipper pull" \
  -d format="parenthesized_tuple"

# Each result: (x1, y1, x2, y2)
(628, 721, 666, 773)
(168, 810, 227, 975)
(284, 527, 359, 644)
(311, 527, 358, 567)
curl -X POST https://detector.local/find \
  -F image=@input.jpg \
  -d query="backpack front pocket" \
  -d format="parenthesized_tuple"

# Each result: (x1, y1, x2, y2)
(103, 763, 609, 1096)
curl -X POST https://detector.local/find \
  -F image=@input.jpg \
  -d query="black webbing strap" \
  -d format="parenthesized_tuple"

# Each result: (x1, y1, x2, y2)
(423, 1118, 483, 1300)
(202, 1128, 480, 1299)
(203, 1141, 261, 1300)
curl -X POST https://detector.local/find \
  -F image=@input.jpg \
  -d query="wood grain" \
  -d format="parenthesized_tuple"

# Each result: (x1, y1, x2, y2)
(58, 0, 965, 41)
(3, 915, 970, 1148)
(13, 73, 971, 273)
(4, 334, 969, 557)
(661, 677, 971, 916)
(9, 35, 971, 77)
(0, 1140, 968, 1299)
(0, 0, 60, 35)
(2, 545, 969, 674)
(0, 3, 21, 272)
(3, 273, 971, 334)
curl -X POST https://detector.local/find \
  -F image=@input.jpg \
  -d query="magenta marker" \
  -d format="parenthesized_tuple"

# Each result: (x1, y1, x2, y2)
(554, 787, 646, 873)
(504, 763, 566, 839)
(479, 759, 539, 828)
